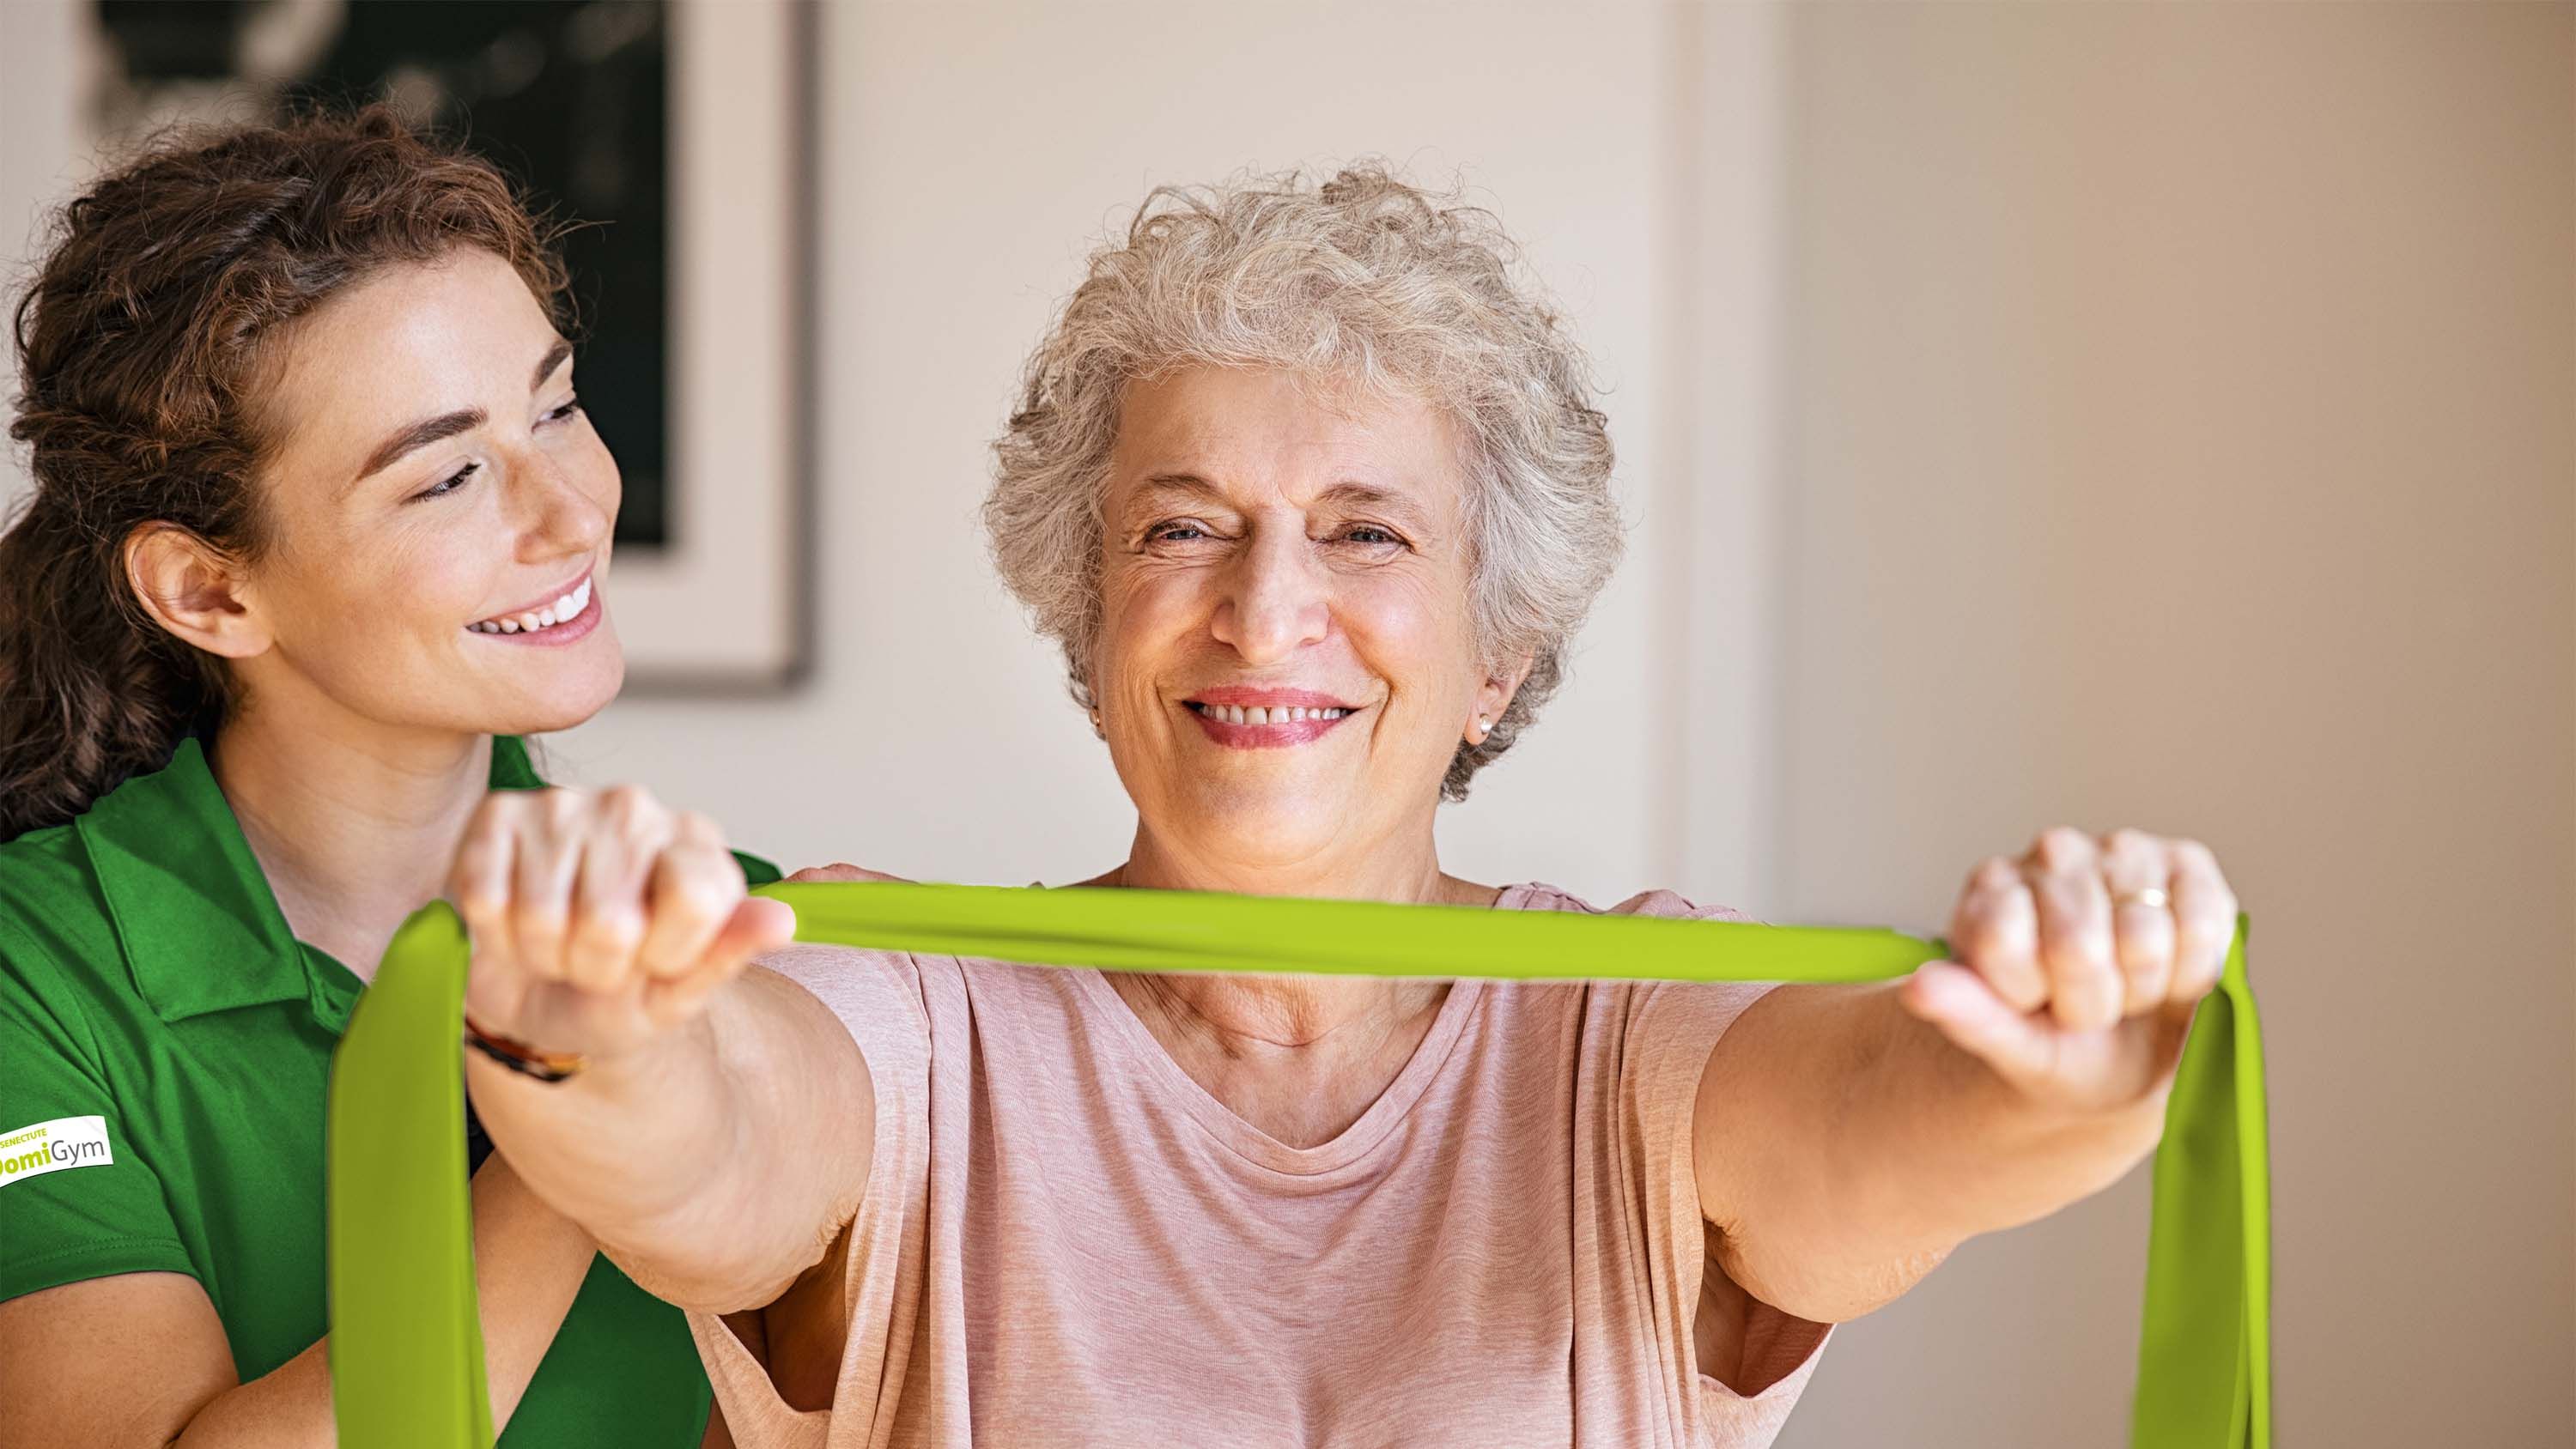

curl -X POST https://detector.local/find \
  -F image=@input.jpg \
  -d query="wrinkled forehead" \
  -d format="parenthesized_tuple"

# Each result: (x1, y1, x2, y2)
(1103, 364, 1470, 521)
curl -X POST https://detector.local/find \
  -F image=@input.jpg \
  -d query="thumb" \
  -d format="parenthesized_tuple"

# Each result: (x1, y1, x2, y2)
(643, 895, 796, 1028)
(1899, 959, 2058, 1091)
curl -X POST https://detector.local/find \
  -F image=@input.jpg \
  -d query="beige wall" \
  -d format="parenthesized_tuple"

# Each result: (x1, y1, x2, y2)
(3, 3, 2568, 1444)
(1767, 7, 2573, 1446)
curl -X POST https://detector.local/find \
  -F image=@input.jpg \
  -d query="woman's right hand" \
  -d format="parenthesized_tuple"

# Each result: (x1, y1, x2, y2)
(450, 785, 796, 1062)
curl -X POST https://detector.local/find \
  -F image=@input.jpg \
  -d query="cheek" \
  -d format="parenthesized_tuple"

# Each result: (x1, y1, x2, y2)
(273, 519, 495, 650)
(564, 420, 622, 512)
(1338, 570, 1476, 688)
(1098, 562, 1203, 676)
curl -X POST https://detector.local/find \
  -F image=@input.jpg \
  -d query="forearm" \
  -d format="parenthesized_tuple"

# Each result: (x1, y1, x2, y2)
(466, 967, 871, 1313)
(1819, 985, 2167, 1244)
(169, 1160, 594, 1446)
(1702, 982, 2170, 1320)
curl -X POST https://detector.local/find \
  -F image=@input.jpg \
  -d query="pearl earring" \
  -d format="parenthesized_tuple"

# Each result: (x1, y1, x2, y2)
(1473, 716, 1492, 739)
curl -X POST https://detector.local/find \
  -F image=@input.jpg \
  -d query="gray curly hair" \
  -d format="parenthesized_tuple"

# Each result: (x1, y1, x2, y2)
(984, 163, 1624, 800)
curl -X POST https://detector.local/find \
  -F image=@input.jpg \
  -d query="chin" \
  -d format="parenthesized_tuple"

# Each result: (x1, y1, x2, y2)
(506, 658, 626, 735)
(1172, 778, 1355, 864)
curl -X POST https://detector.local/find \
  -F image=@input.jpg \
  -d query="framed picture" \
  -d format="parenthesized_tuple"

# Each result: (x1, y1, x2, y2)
(83, 0, 815, 690)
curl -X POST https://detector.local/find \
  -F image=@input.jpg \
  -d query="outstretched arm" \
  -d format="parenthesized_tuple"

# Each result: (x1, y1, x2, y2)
(1692, 828, 2238, 1324)
(454, 789, 873, 1315)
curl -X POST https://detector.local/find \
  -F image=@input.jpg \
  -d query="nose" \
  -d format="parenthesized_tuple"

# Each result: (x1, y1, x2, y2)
(509, 451, 611, 565)
(1207, 522, 1329, 664)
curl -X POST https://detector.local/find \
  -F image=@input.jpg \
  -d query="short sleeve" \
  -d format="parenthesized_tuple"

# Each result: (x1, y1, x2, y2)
(0, 923, 195, 1302)
(682, 945, 938, 1448)
(1601, 892, 1832, 1435)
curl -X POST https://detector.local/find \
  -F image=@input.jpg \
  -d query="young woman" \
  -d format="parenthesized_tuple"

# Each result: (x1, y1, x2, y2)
(0, 109, 775, 1447)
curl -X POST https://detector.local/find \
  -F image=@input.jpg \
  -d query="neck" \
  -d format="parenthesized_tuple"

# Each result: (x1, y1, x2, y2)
(210, 700, 495, 984)
(1088, 815, 1499, 1060)
(1111, 815, 1482, 906)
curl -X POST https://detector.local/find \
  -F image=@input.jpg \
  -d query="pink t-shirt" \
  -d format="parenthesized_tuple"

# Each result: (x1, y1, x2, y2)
(689, 882, 1830, 1448)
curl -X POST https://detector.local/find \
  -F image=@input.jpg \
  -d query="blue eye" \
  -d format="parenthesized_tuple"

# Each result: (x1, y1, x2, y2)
(413, 461, 479, 502)
(1343, 525, 1401, 546)
(1149, 522, 1206, 543)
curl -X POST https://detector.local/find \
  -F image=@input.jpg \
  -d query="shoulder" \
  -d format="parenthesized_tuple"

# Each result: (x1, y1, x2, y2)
(0, 821, 100, 917)
(0, 827, 125, 1077)
(1503, 881, 1760, 925)
(0, 823, 116, 993)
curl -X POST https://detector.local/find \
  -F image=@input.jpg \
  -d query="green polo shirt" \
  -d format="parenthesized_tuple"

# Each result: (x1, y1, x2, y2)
(0, 735, 779, 1445)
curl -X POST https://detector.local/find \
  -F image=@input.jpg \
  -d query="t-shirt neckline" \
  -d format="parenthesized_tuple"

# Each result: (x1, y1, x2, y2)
(1068, 882, 1541, 1177)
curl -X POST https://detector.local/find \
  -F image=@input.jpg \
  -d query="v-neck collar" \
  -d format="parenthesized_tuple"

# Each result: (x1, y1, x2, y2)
(1068, 882, 1540, 1176)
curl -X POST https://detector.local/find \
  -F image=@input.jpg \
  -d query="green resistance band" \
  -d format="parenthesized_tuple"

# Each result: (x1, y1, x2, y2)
(328, 882, 2268, 1448)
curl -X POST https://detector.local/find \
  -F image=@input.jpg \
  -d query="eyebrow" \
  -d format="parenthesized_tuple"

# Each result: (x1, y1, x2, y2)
(348, 338, 577, 488)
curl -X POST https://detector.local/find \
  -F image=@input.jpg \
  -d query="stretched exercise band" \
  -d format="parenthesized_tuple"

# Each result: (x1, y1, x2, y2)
(327, 882, 2268, 1447)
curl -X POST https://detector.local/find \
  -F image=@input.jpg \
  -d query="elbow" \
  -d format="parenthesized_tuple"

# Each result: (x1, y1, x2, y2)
(602, 1182, 862, 1317)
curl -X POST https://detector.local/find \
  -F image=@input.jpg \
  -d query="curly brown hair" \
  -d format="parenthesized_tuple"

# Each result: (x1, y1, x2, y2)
(0, 105, 568, 840)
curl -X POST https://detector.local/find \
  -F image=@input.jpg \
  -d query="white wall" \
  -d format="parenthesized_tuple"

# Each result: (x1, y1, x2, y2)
(4, 3, 2568, 1445)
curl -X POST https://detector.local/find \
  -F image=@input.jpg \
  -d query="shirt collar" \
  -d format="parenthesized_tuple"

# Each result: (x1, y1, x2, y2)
(76, 736, 546, 1026)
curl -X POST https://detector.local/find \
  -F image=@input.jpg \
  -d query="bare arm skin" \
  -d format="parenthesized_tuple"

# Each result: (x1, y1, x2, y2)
(465, 964, 872, 1315)
(452, 793, 888, 1382)
(1692, 828, 2238, 1326)
(0, 1155, 596, 1449)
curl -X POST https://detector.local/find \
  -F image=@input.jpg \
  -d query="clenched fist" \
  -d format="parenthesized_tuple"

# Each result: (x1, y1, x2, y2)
(450, 785, 796, 1062)
(1899, 827, 2239, 1113)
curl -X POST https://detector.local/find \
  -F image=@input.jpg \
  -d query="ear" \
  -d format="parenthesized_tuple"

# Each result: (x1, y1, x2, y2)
(124, 523, 273, 660)
(1467, 652, 1537, 743)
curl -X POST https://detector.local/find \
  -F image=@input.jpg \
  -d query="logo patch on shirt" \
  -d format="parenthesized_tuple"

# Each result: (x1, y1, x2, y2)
(0, 1115, 114, 1186)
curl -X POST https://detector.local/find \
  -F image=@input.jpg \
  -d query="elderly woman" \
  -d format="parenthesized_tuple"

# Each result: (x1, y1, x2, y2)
(465, 168, 2239, 1448)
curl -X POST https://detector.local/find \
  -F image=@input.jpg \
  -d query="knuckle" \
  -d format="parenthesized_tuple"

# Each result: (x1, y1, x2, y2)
(580, 907, 647, 952)
(672, 870, 737, 919)
(1970, 855, 2020, 892)
(601, 784, 659, 822)
(514, 900, 568, 939)
(2030, 826, 2091, 872)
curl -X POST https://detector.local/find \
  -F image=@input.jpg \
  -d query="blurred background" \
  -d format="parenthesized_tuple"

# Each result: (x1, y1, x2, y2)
(3, 2, 2568, 1445)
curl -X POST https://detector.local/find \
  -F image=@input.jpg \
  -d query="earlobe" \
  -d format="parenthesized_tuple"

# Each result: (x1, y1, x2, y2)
(124, 523, 271, 660)
(1473, 652, 1536, 738)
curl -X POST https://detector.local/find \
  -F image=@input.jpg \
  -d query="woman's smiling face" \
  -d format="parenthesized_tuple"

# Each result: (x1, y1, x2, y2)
(1094, 366, 1521, 871)
(220, 247, 624, 737)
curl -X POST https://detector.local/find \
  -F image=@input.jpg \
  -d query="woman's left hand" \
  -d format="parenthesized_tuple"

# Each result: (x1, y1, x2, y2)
(1899, 826, 2239, 1113)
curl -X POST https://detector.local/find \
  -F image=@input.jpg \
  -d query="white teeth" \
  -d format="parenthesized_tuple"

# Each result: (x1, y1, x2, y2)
(1194, 701, 1353, 724)
(468, 577, 592, 635)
